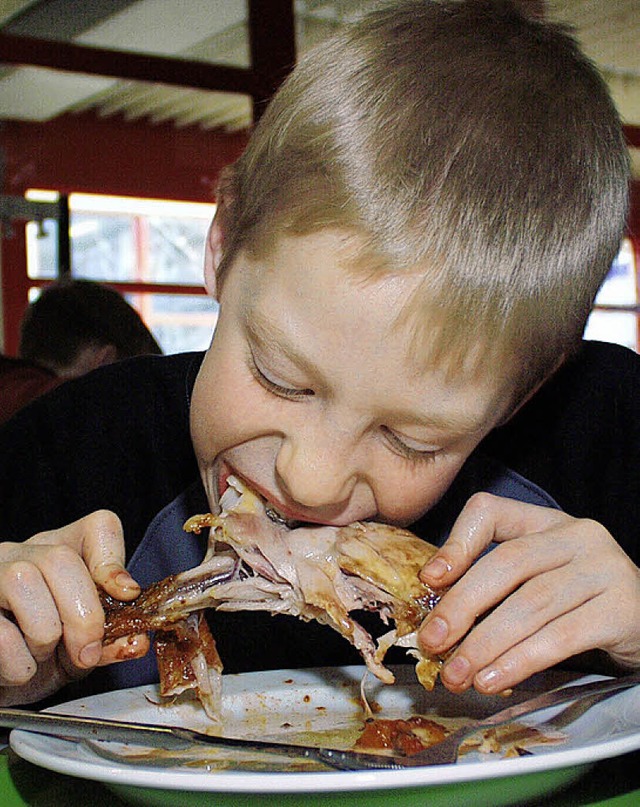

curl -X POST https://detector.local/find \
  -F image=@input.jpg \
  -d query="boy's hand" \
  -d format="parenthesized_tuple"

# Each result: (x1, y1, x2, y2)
(0, 510, 150, 705)
(418, 493, 640, 694)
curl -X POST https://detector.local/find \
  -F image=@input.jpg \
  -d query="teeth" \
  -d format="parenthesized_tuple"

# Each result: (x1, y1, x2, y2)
(265, 506, 300, 529)
(222, 475, 300, 527)
(219, 484, 241, 513)
(220, 475, 263, 516)
(265, 506, 291, 526)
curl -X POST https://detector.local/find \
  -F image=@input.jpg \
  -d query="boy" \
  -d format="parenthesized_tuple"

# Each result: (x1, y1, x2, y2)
(0, 0, 638, 708)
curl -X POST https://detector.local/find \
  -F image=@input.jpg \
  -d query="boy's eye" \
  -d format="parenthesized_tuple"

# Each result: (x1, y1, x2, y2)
(382, 426, 440, 462)
(250, 354, 314, 400)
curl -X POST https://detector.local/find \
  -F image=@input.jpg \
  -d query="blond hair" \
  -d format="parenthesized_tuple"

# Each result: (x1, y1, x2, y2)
(217, 0, 629, 404)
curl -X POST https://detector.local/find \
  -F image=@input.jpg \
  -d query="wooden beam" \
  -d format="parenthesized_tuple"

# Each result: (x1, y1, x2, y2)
(0, 33, 257, 96)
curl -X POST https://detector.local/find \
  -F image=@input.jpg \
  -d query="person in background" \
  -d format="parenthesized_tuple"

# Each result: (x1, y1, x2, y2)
(0, 278, 162, 424)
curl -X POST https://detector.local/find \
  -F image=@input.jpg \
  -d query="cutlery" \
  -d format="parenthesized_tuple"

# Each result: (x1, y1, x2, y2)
(348, 670, 640, 769)
(3, 671, 640, 771)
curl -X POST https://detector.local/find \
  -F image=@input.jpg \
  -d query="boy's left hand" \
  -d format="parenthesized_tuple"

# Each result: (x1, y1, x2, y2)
(418, 492, 640, 694)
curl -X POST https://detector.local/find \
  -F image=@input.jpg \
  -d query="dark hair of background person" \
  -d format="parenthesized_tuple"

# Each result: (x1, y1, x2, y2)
(18, 279, 162, 374)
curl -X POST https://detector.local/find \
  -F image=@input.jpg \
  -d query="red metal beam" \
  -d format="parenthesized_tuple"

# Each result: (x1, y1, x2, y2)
(248, 0, 296, 119)
(25, 278, 208, 296)
(625, 125, 640, 149)
(0, 33, 257, 96)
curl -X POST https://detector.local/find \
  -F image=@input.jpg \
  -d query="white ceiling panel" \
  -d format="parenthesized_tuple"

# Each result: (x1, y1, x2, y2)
(76, 0, 246, 57)
(0, 65, 113, 120)
(0, 0, 638, 139)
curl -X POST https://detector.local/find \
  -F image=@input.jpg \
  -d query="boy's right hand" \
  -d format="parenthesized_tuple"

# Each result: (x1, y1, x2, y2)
(0, 510, 149, 706)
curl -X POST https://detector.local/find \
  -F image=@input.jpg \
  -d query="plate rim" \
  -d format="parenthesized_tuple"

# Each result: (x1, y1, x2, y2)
(9, 666, 640, 795)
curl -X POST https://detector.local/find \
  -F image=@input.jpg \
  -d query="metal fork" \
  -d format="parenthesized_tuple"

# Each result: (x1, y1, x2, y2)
(326, 670, 640, 770)
(4, 671, 640, 771)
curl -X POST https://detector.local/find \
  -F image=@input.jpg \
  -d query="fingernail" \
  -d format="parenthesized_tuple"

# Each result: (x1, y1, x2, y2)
(476, 667, 503, 690)
(115, 571, 138, 591)
(421, 616, 448, 649)
(421, 556, 452, 581)
(442, 655, 470, 685)
(79, 641, 102, 668)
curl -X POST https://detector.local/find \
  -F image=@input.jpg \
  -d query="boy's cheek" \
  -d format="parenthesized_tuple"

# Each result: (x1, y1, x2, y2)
(374, 464, 464, 527)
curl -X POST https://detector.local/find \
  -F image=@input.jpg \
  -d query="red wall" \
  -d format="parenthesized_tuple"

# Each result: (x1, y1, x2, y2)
(1, 112, 249, 352)
(1, 110, 248, 201)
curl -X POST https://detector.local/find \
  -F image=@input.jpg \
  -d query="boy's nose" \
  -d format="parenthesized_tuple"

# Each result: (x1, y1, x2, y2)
(275, 429, 361, 510)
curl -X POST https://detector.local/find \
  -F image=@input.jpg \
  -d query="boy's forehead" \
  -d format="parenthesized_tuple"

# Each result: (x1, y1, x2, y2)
(229, 229, 513, 425)
(241, 227, 512, 381)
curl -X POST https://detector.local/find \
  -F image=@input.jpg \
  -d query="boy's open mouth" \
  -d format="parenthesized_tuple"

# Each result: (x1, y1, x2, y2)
(220, 472, 303, 529)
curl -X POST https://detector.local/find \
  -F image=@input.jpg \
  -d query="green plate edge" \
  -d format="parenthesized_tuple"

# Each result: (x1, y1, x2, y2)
(110, 764, 587, 807)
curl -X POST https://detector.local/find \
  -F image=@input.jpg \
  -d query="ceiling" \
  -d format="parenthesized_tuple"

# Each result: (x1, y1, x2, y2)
(0, 0, 639, 171)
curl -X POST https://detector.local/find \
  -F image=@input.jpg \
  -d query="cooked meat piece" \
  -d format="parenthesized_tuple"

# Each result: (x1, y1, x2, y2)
(354, 716, 448, 755)
(102, 477, 446, 719)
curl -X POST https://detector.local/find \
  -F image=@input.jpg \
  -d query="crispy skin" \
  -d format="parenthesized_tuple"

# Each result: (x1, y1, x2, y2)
(102, 479, 446, 718)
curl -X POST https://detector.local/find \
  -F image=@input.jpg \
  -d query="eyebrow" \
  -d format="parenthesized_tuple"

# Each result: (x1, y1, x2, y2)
(245, 310, 327, 381)
(246, 309, 490, 437)
(400, 406, 488, 437)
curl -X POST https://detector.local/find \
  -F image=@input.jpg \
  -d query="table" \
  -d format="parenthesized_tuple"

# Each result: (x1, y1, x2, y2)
(1, 746, 639, 806)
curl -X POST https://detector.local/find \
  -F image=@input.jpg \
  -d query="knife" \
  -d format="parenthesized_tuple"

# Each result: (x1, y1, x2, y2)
(3, 670, 640, 771)
(1, 707, 387, 768)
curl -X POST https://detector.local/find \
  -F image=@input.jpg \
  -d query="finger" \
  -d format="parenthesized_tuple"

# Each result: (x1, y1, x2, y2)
(0, 644, 90, 706)
(0, 614, 38, 685)
(470, 596, 617, 694)
(18, 542, 108, 669)
(99, 633, 151, 666)
(0, 560, 61, 662)
(76, 511, 141, 599)
(437, 564, 601, 692)
(419, 531, 577, 655)
(31, 511, 140, 600)
(420, 493, 568, 588)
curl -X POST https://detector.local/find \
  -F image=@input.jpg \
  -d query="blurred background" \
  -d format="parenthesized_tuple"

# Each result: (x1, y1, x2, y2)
(0, 0, 638, 355)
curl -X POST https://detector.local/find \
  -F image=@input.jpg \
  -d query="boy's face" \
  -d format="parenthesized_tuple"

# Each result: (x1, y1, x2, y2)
(191, 228, 512, 527)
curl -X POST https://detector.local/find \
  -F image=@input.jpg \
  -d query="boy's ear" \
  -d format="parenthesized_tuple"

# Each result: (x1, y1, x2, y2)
(204, 165, 237, 301)
(204, 216, 224, 301)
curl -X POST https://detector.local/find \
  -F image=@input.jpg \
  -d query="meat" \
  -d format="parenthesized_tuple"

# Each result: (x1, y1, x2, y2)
(354, 716, 448, 755)
(102, 477, 446, 719)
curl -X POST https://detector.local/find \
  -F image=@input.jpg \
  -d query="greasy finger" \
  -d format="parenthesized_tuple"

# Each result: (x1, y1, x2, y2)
(34, 510, 140, 600)
(0, 614, 38, 685)
(33, 544, 108, 669)
(0, 645, 91, 706)
(470, 599, 613, 694)
(0, 561, 61, 662)
(419, 530, 577, 656)
(420, 493, 568, 588)
(437, 564, 600, 692)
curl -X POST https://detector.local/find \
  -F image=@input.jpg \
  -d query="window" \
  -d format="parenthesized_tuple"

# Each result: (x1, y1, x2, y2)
(23, 195, 640, 356)
(584, 237, 639, 352)
(25, 191, 218, 354)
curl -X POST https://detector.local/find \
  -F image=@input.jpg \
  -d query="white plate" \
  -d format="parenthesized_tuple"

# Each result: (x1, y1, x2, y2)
(10, 666, 640, 807)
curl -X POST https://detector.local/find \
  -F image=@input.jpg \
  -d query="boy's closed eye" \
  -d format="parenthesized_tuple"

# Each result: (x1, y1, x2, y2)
(247, 344, 444, 464)
(248, 349, 315, 399)
(381, 426, 442, 463)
